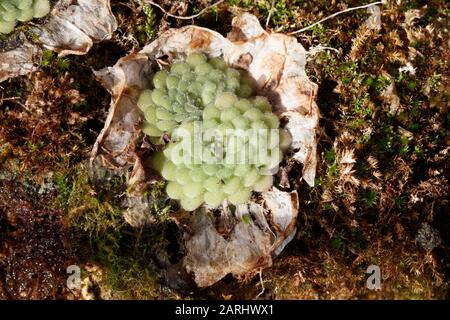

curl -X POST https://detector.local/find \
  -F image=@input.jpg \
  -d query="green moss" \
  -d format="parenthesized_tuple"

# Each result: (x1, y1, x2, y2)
(330, 231, 344, 250)
(311, 24, 328, 43)
(135, 4, 158, 45)
(349, 228, 367, 251)
(413, 144, 424, 158)
(360, 189, 377, 209)
(40, 49, 71, 74)
(59, 165, 172, 299)
(324, 148, 335, 162)
(394, 195, 407, 212)
(53, 171, 72, 210)
(398, 136, 410, 158)
(375, 75, 389, 94)
(227, 0, 253, 8)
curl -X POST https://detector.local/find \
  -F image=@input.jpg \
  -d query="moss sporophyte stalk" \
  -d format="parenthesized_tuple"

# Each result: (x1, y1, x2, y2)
(137, 53, 292, 211)
(0, 0, 50, 34)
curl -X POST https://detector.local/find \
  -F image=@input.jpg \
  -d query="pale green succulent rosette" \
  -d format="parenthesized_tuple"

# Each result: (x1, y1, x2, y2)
(0, 0, 50, 34)
(139, 53, 292, 211)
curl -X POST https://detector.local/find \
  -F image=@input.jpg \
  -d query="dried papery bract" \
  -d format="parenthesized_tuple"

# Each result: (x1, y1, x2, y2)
(0, 33, 42, 82)
(0, 0, 117, 83)
(32, 0, 117, 56)
(91, 13, 319, 287)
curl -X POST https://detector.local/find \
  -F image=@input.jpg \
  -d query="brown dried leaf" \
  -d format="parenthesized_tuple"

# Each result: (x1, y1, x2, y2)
(32, 0, 117, 56)
(0, 34, 41, 83)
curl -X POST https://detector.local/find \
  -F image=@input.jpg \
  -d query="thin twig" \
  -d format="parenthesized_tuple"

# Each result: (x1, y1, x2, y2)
(265, 0, 276, 28)
(255, 268, 265, 299)
(307, 44, 340, 57)
(288, 1, 383, 35)
(144, 0, 224, 20)
(0, 96, 21, 101)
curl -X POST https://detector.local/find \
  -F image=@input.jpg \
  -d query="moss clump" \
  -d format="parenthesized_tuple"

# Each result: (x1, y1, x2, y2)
(138, 53, 292, 211)
(0, 0, 50, 34)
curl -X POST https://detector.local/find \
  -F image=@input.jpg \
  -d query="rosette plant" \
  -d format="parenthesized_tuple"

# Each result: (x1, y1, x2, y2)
(137, 53, 291, 211)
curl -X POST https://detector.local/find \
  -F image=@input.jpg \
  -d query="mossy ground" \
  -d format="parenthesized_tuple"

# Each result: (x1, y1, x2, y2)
(0, 0, 448, 299)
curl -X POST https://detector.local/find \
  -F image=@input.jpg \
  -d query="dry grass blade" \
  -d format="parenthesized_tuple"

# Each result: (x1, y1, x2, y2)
(265, 0, 276, 28)
(144, 0, 224, 20)
(289, 1, 383, 35)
